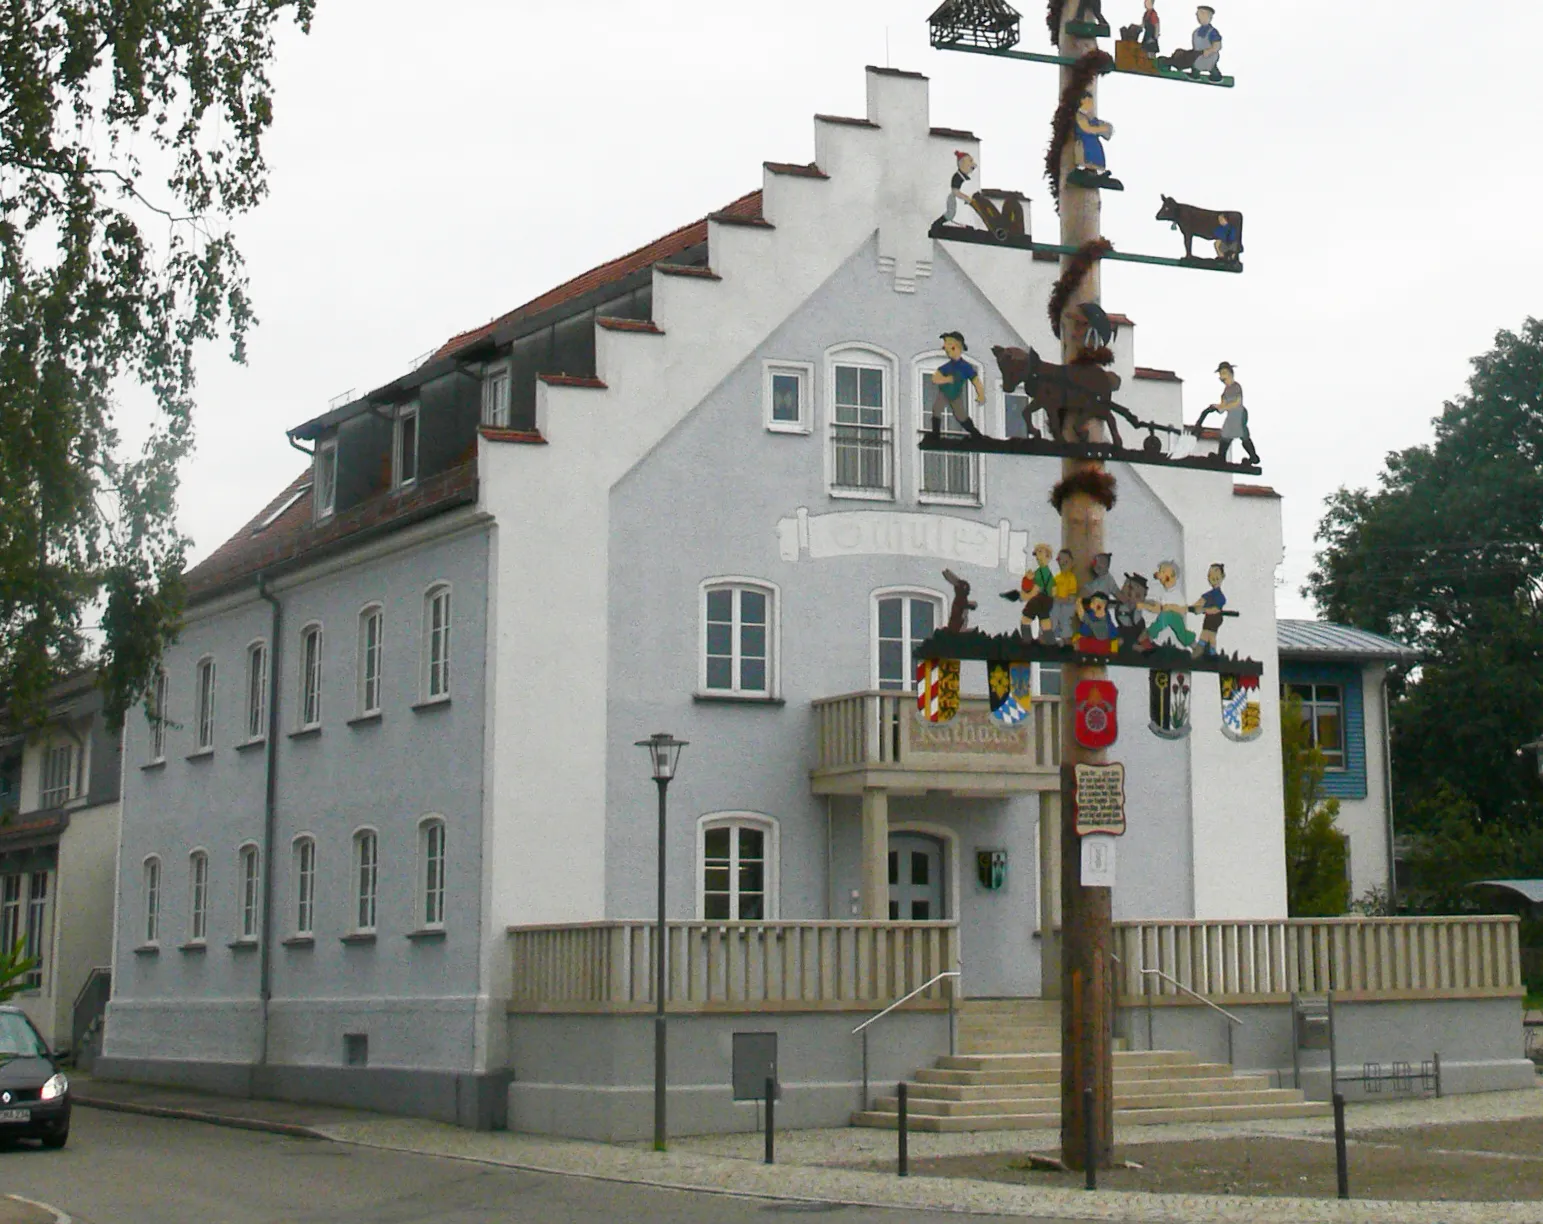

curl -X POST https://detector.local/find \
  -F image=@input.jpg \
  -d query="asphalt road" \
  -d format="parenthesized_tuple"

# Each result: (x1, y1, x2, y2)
(0, 1109, 1085, 1224)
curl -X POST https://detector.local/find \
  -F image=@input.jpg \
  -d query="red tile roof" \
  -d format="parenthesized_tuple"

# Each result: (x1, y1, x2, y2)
(1134, 367, 1180, 382)
(764, 162, 829, 179)
(480, 428, 547, 445)
(538, 374, 607, 389)
(931, 126, 978, 140)
(815, 114, 878, 129)
(596, 318, 663, 334)
(1234, 483, 1281, 499)
(183, 462, 479, 601)
(433, 190, 761, 362)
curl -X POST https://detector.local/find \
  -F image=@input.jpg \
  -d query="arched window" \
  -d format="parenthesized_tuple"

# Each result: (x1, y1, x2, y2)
(422, 585, 451, 701)
(246, 641, 268, 742)
(299, 624, 324, 729)
(195, 657, 217, 750)
(825, 343, 897, 498)
(697, 814, 779, 921)
(143, 856, 162, 945)
(188, 850, 209, 943)
(237, 844, 261, 940)
(700, 579, 779, 698)
(149, 669, 169, 762)
(419, 817, 446, 929)
(872, 589, 944, 691)
(357, 605, 384, 716)
(352, 829, 378, 933)
(292, 836, 317, 937)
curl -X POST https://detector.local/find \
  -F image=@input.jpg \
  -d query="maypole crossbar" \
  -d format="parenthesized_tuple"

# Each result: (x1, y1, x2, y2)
(933, 37, 1235, 87)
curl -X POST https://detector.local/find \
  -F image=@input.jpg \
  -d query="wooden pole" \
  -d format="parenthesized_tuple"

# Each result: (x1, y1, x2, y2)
(1057, 15, 1114, 1174)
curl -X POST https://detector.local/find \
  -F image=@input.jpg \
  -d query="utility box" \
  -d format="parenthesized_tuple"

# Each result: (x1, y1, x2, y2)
(1291, 993, 1337, 1095)
(732, 1032, 779, 1101)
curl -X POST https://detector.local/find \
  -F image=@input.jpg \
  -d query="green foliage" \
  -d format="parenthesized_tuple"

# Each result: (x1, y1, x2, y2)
(1307, 319, 1543, 831)
(1396, 783, 1543, 915)
(0, 0, 315, 729)
(0, 937, 38, 1004)
(1282, 692, 1351, 917)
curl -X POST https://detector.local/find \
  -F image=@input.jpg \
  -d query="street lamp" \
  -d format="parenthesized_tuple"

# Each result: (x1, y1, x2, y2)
(636, 731, 687, 1152)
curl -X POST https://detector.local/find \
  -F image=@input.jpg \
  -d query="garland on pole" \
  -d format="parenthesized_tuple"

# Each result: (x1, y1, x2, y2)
(1051, 468, 1118, 513)
(1046, 0, 1064, 45)
(1044, 50, 1113, 205)
(1048, 238, 1113, 337)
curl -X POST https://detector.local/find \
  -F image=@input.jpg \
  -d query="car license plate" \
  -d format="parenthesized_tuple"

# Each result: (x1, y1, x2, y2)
(0, 1108, 29, 1123)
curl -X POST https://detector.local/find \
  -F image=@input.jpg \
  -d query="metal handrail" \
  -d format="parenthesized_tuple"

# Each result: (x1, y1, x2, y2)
(1140, 967, 1245, 1026)
(853, 970, 961, 1113)
(852, 971, 961, 1035)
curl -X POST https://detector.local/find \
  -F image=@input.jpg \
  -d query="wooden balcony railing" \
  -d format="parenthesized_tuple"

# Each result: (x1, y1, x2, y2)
(1114, 916, 1524, 1005)
(811, 690, 1059, 795)
(507, 920, 960, 1014)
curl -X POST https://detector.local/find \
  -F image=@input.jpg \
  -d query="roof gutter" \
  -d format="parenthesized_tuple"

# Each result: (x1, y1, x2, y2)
(1381, 669, 1398, 913)
(256, 573, 283, 1069)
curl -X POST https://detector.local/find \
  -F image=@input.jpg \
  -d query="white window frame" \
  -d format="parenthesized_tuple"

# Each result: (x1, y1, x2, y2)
(422, 584, 451, 702)
(913, 351, 987, 507)
(698, 578, 780, 699)
(824, 343, 897, 501)
(149, 668, 169, 762)
(482, 362, 512, 428)
(39, 742, 73, 808)
(419, 816, 446, 930)
(871, 588, 946, 692)
(194, 656, 216, 750)
(314, 438, 338, 520)
(763, 360, 814, 434)
(1287, 682, 1347, 772)
(237, 843, 260, 941)
(394, 403, 419, 490)
(188, 849, 209, 944)
(143, 856, 161, 945)
(245, 641, 268, 743)
(299, 623, 323, 729)
(352, 828, 379, 934)
(0, 875, 22, 975)
(292, 835, 316, 938)
(695, 813, 780, 921)
(358, 605, 384, 716)
(22, 871, 47, 988)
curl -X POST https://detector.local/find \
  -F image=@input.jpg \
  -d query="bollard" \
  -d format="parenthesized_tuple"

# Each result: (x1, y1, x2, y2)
(1333, 1092, 1349, 1200)
(897, 1081, 909, 1177)
(1084, 1087, 1096, 1191)
(764, 1077, 775, 1165)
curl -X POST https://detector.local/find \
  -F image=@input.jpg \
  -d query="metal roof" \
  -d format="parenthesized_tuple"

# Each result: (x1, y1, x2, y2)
(1472, 880, 1543, 905)
(1276, 620, 1420, 662)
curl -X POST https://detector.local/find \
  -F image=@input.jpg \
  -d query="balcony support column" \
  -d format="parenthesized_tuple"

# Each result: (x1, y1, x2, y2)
(860, 787, 890, 920)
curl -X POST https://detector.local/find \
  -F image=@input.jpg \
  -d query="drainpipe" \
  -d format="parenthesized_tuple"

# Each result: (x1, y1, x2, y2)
(1380, 670, 1398, 913)
(256, 575, 283, 1069)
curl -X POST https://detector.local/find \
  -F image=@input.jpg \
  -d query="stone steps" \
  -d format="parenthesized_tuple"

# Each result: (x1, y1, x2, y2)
(907, 1073, 1273, 1103)
(915, 1060, 1236, 1087)
(868, 1086, 1310, 1118)
(853, 1099, 1332, 1133)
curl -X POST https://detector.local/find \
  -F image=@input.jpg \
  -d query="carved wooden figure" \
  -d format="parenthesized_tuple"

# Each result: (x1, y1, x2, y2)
(1142, 560, 1195, 650)
(1189, 562, 1230, 658)
(1193, 362, 1258, 464)
(930, 332, 988, 438)
(1002, 543, 1058, 642)
(1068, 94, 1123, 191)
(994, 346, 1125, 446)
(943, 569, 978, 633)
(1066, 0, 1112, 38)
(1158, 5, 1222, 80)
(1156, 196, 1243, 265)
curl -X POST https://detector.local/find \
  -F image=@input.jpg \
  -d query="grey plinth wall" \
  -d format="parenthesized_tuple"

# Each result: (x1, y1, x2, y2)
(506, 1009, 950, 1142)
(1121, 995, 1536, 1100)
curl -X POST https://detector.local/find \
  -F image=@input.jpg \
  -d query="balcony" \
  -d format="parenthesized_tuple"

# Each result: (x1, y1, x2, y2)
(811, 690, 1060, 797)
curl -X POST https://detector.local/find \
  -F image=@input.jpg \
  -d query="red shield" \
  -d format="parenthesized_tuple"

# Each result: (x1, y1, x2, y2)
(1075, 680, 1120, 749)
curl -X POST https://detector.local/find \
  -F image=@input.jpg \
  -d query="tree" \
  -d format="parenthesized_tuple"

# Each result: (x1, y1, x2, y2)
(1308, 319, 1543, 831)
(1, 0, 315, 729)
(1282, 692, 1350, 917)
(0, 937, 38, 1004)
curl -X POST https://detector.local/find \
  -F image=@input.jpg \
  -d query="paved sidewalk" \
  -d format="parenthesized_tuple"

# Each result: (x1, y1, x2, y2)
(69, 1073, 1543, 1224)
(0, 1197, 63, 1224)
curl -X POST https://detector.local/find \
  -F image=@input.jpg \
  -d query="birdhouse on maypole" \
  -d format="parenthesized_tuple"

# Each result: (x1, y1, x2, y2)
(927, 0, 1023, 51)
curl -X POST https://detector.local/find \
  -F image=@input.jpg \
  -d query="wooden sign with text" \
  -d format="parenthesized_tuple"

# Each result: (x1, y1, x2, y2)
(1074, 762, 1127, 837)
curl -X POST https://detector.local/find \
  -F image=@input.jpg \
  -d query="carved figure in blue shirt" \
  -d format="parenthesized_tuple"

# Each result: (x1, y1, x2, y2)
(929, 332, 987, 437)
(1074, 94, 1114, 174)
(1190, 7, 1223, 79)
(1190, 563, 1228, 657)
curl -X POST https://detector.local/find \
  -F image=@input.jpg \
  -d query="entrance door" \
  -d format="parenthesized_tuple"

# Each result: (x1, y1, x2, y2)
(888, 834, 944, 921)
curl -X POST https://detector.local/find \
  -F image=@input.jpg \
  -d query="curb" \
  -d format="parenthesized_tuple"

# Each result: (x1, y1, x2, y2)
(4, 1195, 72, 1224)
(73, 1095, 326, 1141)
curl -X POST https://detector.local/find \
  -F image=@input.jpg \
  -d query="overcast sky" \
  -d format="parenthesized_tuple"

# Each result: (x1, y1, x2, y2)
(158, 1, 1543, 621)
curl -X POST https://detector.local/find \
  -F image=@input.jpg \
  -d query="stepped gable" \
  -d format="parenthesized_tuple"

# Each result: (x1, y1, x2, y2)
(433, 189, 764, 362)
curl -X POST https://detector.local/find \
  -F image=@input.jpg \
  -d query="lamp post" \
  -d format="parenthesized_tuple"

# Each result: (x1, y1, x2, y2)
(636, 731, 687, 1152)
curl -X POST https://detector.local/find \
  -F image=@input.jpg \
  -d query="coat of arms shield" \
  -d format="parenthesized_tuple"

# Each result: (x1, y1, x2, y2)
(977, 849, 1008, 891)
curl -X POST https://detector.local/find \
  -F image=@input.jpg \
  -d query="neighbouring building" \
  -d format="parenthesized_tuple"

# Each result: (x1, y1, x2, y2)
(1277, 620, 1420, 904)
(0, 671, 121, 1059)
(99, 66, 1532, 1136)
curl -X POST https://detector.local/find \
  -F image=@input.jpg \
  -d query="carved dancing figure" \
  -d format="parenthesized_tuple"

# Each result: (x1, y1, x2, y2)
(1190, 563, 1227, 658)
(1116, 572, 1156, 651)
(1143, 560, 1196, 649)
(1003, 543, 1057, 643)
(1141, 0, 1160, 53)
(1076, 591, 1120, 655)
(1080, 552, 1121, 611)
(929, 332, 987, 438)
(1071, 94, 1117, 187)
(1051, 549, 1081, 645)
(939, 151, 977, 228)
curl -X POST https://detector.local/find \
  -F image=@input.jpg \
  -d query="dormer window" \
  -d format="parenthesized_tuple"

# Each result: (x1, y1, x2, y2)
(315, 440, 338, 520)
(394, 405, 419, 489)
(482, 364, 512, 428)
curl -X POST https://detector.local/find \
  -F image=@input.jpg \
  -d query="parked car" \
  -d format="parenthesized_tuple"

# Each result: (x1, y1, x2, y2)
(0, 1006, 70, 1149)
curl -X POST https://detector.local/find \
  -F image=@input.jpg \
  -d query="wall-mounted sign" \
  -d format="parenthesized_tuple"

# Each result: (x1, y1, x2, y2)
(1220, 672, 1263, 743)
(1074, 680, 1119, 749)
(916, 658, 962, 724)
(977, 849, 1008, 892)
(913, 708, 1029, 756)
(1149, 669, 1192, 739)
(1081, 835, 1118, 888)
(1074, 762, 1127, 837)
